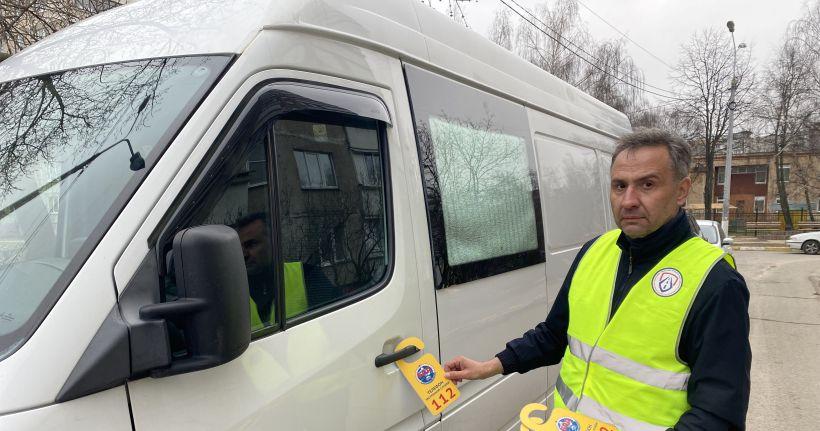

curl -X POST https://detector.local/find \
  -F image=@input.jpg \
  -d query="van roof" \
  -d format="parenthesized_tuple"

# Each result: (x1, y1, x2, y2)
(0, 0, 630, 137)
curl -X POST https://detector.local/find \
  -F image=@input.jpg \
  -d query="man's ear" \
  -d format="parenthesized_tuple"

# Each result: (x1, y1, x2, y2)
(677, 176, 692, 206)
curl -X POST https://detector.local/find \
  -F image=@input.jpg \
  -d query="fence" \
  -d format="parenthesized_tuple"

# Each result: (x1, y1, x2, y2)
(687, 208, 818, 235)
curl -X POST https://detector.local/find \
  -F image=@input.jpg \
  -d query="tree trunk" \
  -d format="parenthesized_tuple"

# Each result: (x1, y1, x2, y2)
(806, 187, 816, 222)
(776, 153, 793, 230)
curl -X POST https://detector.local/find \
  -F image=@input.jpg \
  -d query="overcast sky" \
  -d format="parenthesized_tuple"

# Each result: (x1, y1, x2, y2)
(428, 0, 808, 105)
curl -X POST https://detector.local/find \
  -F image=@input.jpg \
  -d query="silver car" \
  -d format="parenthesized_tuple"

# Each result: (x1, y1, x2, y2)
(696, 219, 734, 253)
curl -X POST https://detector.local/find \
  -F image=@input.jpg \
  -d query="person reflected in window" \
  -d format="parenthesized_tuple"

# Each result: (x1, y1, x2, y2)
(234, 212, 340, 329)
(235, 212, 277, 327)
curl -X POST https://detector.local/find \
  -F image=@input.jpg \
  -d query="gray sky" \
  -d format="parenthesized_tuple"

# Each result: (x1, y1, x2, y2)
(428, 0, 808, 105)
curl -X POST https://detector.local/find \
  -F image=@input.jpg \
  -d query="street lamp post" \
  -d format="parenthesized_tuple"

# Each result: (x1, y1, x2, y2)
(721, 21, 745, 235)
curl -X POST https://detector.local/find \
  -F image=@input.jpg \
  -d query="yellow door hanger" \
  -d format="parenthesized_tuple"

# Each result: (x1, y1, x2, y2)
(394, 337, 460, 415)
(519, 404, 619, 431)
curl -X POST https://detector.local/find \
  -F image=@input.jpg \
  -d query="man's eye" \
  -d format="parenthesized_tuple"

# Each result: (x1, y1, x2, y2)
(643, 182, 654, 188)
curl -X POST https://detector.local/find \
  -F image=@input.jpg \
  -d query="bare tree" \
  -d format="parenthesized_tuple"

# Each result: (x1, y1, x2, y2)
(755, 29, 816, 229)
(581, 39, 645, 114)
(488, 6, 514, 51)
(487, 0, 646, 115)
(514, 0, 589, 84)
(0, 0, 121, 56)
(672, 27, 755, 219)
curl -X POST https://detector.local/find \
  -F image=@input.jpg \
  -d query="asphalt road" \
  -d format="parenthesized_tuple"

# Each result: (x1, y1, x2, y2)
(738, 250, 820, 428)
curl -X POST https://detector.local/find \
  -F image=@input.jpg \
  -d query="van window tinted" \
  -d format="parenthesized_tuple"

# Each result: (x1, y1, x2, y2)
(273, 117, 388, 321)
(166, 91, 390, 336)
(404, 64, 544, 288)
(0, 56, 229, 361)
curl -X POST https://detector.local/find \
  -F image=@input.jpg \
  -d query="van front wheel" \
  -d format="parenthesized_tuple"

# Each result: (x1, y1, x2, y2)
(802, 240, 820, 255)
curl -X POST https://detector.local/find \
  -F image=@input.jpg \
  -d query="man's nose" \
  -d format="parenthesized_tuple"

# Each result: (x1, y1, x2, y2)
(621, 185, 640, 207)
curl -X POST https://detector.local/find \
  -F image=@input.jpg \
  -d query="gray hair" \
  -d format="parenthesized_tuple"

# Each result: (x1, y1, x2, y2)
(611, 128, 691, 180)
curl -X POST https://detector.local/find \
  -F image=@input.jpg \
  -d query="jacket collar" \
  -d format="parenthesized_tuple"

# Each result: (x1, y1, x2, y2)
(616, 209, 693, 264)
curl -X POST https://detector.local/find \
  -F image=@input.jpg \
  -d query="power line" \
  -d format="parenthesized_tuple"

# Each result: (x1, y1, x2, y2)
(499, 0, 684, 100)
(574, 0, 676, 70)
(452, 0, 470, 28)
(503, 0, 678, 97)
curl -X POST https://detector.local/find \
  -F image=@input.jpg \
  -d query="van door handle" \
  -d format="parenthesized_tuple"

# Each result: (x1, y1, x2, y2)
(374, 345, 420, 368)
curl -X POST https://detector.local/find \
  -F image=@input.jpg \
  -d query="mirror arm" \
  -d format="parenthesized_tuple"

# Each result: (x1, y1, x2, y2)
(139, 298, 207, 320)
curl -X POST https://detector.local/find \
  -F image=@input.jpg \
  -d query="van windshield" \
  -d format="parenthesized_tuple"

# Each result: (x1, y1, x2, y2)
(0, 55, 229, 360)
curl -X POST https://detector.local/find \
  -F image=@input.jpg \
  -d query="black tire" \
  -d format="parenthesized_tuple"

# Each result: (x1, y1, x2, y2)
(802, 240, 820, 255)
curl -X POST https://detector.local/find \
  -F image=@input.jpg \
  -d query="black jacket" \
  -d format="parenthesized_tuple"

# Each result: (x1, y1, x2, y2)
(496, 210, 751, 430)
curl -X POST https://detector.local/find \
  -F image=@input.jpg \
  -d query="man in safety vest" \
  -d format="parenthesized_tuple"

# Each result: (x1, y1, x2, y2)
(444, 129, 750, 430)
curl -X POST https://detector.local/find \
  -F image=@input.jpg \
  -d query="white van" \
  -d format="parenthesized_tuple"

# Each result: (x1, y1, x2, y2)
(0, 1, 629, 429)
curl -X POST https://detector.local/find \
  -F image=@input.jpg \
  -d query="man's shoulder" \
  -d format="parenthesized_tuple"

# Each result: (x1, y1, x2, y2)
(695, 258, 749, 307)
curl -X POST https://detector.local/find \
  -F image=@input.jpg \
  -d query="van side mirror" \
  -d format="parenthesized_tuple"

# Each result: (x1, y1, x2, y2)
(140, 225, 250, 377)
(722, 237, 734, 246)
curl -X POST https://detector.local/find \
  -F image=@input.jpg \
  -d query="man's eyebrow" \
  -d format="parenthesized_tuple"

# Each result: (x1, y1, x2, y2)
(611, 172, 662, 182)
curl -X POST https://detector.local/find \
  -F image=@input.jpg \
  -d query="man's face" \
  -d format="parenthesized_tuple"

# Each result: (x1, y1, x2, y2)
(237, 219, 272, 275)
(610, 145, 691, 239)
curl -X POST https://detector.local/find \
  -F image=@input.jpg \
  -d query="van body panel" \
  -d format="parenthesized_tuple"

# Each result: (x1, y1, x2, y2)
(0, 386, 131, 430)
(434, 266, 549, 427)
(440, 373, 547, 431)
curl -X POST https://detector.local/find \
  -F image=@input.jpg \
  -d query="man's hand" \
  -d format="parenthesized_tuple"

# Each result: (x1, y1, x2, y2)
(443, 356, 503, 384)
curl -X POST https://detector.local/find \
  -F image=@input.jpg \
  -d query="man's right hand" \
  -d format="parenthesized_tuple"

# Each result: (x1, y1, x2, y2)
(443, 356, 504, 384)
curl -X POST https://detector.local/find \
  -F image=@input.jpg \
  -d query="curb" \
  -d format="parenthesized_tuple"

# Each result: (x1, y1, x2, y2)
(735, 246, 791, 252)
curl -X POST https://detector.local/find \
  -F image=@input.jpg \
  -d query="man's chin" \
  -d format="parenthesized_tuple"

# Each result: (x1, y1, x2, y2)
(619, 223, 650, 239)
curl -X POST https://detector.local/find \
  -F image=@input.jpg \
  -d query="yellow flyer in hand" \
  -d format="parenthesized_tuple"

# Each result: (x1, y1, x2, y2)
(394, 337, 460, 415)
(519, 404, 619, 431)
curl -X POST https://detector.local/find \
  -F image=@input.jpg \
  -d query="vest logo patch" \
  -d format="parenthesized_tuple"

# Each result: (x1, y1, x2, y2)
(652, 268, 683, 297)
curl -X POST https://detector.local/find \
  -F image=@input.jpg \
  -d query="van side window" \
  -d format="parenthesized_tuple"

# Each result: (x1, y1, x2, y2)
(163, 83, 392, 339)
(272, 117, 389, 322)
(171, 127, 279, 333)
(404, 64, 545, 288)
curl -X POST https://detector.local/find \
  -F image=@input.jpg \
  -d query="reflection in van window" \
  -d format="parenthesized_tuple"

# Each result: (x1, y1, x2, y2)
(0, 56, 228, 361)
(428, 117, 538, 265)
(404, 64, 544, 288)
(274, 118, 388, 320)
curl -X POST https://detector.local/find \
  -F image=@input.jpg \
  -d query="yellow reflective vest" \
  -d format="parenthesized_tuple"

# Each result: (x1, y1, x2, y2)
(554, 229, 734, 431)
(250, 261, 309, 331)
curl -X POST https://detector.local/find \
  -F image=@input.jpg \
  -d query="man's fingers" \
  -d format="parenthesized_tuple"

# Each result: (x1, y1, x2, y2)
(444, 369, 469, 382)
(443, 356, 465, 373)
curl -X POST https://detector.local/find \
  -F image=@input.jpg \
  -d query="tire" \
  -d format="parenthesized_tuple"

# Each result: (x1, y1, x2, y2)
(802, 240, 820, 255)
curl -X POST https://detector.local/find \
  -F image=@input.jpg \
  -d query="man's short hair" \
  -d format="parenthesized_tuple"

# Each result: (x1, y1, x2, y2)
(611, 128, 691, 180)
(233, 211, 269, 230)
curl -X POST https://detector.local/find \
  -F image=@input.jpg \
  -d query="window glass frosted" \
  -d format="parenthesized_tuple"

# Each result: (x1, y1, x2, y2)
(429, 116, 538, 265)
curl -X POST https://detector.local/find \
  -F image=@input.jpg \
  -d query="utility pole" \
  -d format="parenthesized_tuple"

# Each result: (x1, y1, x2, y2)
(721, 21, 745, 234)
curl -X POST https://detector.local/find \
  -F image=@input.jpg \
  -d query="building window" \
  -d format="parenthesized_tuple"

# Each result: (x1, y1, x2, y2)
(754, 166, 767, 184)
(294, 150, 338, 189)
(352, 151, 382, 187)
(754, 196, 765, 212)
(716, 166, 725, 185)
(778, 165, 790, 183)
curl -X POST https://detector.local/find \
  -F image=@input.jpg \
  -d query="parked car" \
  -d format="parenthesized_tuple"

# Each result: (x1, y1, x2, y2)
(0, 0, 631, 429)
(786, 231, 820, 255)
(697, 220, 734, 254)
(685, 209, 705, 240)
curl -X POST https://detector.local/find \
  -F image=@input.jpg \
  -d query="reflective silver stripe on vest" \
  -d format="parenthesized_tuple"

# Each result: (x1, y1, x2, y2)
(568, 336, 690, 391)
(576, 395, 669, 431)
(555, 375, 580, 410)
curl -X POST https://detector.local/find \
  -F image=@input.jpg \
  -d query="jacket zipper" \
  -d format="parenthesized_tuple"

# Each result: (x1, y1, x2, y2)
(576, 250, 631, 409)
